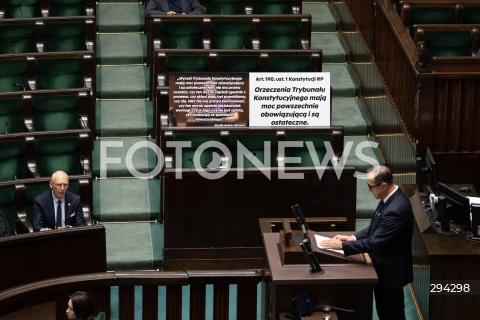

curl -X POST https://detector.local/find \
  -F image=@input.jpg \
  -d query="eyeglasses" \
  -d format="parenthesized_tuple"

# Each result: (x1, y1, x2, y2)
(51, 182, 69, 189)
(367, 183, 383, 191)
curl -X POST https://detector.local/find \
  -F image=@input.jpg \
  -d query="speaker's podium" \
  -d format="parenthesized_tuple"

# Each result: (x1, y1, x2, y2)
(263, 230, 378, 320)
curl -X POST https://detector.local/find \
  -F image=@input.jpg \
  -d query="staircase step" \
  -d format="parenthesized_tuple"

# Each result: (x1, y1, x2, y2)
(311, 33, 348, 63)
(324, 64, 360, 98)
(96, 65, 149, 99)
(92, 137, 158, 178)
(93, 178, 160, 222)
(343, 136, 383, 172)
(97, 33, 148, 65)
(103, 222, 163, 270)
(97, 4, 145, 33)
(303, 3, 338, 32)
(332, 98, 371, 136)
(95, 100, 153, 137)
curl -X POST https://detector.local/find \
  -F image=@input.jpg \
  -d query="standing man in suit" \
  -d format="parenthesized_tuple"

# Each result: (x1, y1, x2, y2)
(33, 171, 86, 232)
(321, 165, 413, 320)
(144, 0, 205, 17)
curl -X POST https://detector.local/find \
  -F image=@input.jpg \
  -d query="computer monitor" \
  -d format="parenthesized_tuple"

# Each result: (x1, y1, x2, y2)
(424, 147, 438, 195)
(435, 182, 471, 235)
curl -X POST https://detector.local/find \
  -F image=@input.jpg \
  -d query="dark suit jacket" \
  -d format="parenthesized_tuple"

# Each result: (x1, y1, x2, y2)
(342, 188, 413, 289)
(33, 190, 85, 232)
(144, 0, 205, 17)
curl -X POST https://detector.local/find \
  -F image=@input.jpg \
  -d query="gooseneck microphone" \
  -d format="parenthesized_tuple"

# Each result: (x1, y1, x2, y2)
(213, 2, 224, 14)
(188, 158, 194, 169)
(12, 83, 26, 91)
(18, 4, 24, 18)
(14, 172, 18, 180)
(4, 122, 8, 134)
(337, 151, 342, 166)
(11, 39, 18, 53)
(78, 115, 87, 129)
(248, 152, 256, 169)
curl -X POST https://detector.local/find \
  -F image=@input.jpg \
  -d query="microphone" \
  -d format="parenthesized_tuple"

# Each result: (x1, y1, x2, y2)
(173, 43, 180, 49)
(11, 39, 18, 53)
(318, 305, 355, 315)
(300, 239, 324, 274)
(80, 156, 85, 171)
(14, 172, 18, 180)
(291, 204, 310, 244)
(213, 2, 224, 14)
(18, 4, 24, 18)
(188, 157, 194, 169)
(248, 152, 256, 169)
(337, 151, 342, 166)
(12, 83, 25, 91)
(242, 33, 247, 49)
(78, 115, 87, 129)
(4, 122, 8, 134)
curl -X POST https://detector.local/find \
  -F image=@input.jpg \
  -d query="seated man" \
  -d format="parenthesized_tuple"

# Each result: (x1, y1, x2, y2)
(33, 171, 86, 232)
(144, 0, 205, 17)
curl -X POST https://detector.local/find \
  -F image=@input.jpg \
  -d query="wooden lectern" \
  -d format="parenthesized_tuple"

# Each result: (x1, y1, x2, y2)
(263, 231, 378, 320)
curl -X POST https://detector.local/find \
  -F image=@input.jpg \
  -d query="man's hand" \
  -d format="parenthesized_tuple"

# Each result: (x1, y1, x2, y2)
(40, 228, 52, 231)
(332, 235, 355, 241)
(167, 11, 176, 15)
(320, 238, 343, 250)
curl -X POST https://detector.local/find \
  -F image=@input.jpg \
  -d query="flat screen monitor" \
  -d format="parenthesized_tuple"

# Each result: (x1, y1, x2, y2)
(425, 147, 438, 195)
(435, 182, 471, 235)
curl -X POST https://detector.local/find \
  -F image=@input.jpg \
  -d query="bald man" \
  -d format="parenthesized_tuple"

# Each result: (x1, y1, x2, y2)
(33, 171, 86, 232)
(321, 165, 413, 320)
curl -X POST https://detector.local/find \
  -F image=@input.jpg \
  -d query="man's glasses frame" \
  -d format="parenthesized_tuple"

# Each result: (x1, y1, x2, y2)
(367, 182, 383, 191)
(51, 182, 69, 188)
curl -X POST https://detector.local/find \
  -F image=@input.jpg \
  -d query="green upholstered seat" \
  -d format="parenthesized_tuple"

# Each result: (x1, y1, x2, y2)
(171, 133, 221, 168)
(35, 136, 81, 177)
(163, 55, 209, 85)
(0, 24, 36, 54)
(44, 22, 87, 52)
(160, 21, 203, 49)
(32, 95, 80, 131)
(423, 30, 473, 59)
(228, 133, 276, 168)
(0, 59, 27, 93)
(0, 187, 16, 234)
(25, 182, 79, 225)
(407, 7, 456, 36)
(0, 140, 27, 181)
(35, 57, 84, 90)
(96, 312, 106, 320)
(48, 0, 86, 16)
(252, 0, 293, 14)
(268, 55, 314, 72)
(211, 21, 253, 49)
(217, 54, 260, 71)
(4, 0, 41, 18)
(0, 98, 24, 134)
(463, 7, 480, 24)
(284, 132, 333, 167)
(205, 0, 245, 14)
(260, 20, 302, 49)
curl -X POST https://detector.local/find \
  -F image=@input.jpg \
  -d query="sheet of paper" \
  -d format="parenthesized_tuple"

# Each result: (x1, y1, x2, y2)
(314, 234, 344, 254)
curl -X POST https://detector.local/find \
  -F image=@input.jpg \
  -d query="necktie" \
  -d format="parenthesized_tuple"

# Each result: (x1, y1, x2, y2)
(56, 200, 62, 228)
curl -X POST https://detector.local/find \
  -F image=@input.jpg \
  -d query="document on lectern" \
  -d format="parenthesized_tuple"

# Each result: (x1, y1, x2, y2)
(314, 234, 344, 254)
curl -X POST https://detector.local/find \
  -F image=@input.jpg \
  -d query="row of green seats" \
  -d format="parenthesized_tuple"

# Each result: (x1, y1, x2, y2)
(202, 0, 300, 14)
(161, 127, 343, 169)
(0, 91, 91, 134)
(0, 132, 91, 182)
(0, 18, 95, 54)
(1, 0, 94, 19)
(0, 54, 93, 93)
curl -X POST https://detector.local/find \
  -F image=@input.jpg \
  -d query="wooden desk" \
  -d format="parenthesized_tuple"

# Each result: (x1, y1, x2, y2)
(263, 232, 377, 320)
(403, 184, 480, 319)
(279, 312, 338, 319)
(0, 225, 106, 292)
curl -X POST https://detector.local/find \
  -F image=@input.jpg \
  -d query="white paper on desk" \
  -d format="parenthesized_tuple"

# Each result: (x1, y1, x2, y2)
(468, 197, 480, 220)
(314, 234, 344, 254)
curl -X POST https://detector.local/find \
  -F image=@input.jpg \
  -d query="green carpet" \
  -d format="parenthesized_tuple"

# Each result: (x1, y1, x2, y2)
(96, 100, 153, 137)
(323, 64, 360, 97)
(332, 98, 370, 135)
(96, 66, 149, 99)
(343, 136, 383, 172)
(96, 4, 145, 33)
(303, 3, 338, 32)
(97, 34, 148, 65)
(311, 33, 348, 63)
(93, 179, 160, 222)
(92, 138, 158, 178)
(103, 222, 163, 270)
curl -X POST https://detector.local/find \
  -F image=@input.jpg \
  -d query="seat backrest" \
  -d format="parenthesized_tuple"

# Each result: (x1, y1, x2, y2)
(268, 54, 317, 72)
(48, 0, 87, 16)
(259, 20, 302, 49)
(0, 59, 27, 93)
(35, 57, 84, 90)
(217, 54, 261, 71)
(160, 20, 204, 49)
(423, 29, 473, 58)
(252, 0, 293, 14)
(228, 132, 277, 168)
(0, 24, 36, 54)
(284, 132, 333, 167)
(171, 132, 221, 168)
(463, 7, 480, 24)
(163, 55, 209, 85)
(0, 187, 16, 234)
(4, 0, 41, 18)
(205, 0, 246, 14)
(0, 98, 24, 135)
(32, 94, 80, 131)
(44, 21, 87, 52)
(211, 20, 253, 49)
(96, 312, 106, 320)
(0, 140, 27, 181)
(35, 136, 80, 176)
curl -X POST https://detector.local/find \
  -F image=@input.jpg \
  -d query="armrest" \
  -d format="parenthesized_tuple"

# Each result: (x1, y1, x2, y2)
(22, 94, 35, 132)
(25, 136, 40, 178)
(41, 0, 48, 17)
(85, 19, 95, 51)
(27, 56, 36, 90)
(35, 21, 45, 53)
(15, 184, 34, 233)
